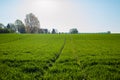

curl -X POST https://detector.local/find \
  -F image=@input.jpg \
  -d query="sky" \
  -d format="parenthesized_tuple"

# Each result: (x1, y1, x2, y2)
(0, 0, 120, 33)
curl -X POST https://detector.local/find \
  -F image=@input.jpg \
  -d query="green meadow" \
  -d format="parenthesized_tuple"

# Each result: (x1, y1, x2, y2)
(0, 34, 120, 80)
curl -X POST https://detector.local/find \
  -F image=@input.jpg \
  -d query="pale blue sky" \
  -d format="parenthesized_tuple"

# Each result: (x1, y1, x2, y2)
(0, 0, 120, 33)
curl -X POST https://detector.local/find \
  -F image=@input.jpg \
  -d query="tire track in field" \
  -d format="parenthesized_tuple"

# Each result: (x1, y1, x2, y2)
(70, 35, 81, 66)
(41, 37, 66, 78)
(48, 37, 66, 67)
(52, 37, 66, 63)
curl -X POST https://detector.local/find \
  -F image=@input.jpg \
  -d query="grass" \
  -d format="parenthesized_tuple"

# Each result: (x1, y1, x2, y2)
(0, 34, 120, 80)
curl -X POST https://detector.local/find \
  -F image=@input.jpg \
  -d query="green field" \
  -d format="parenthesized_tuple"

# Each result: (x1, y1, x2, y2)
(0, 34, 120, 80)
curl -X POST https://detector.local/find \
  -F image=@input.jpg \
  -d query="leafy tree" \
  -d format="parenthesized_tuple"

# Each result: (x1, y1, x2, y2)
(52, 29, 57, 34)
(69, 28, 78, 34)
(15, 20, 26, 33)
(6, 23, 16, 33)
(0, 23, 15, 33)
(0, 23, 5, 28)
(107, 31, 111, 34)
(0, 28, 12, 33)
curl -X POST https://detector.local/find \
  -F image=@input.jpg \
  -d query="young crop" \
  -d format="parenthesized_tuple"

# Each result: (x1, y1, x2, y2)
(0, 34, 120, 80)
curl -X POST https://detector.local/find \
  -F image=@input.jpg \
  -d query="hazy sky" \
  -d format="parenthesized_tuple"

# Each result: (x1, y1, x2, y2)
(0, 0, 120, 33)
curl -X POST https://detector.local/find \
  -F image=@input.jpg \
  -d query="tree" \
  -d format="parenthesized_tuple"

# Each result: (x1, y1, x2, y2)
(15, 19, 26, 33)
(25, 13, 40, 33)
(69, 28, 78, 34)
(0, 23, 15, 33)
(52, 29, 57, 34)
(7, 23, 16, 32)
(107, 31, 111, 34)
(0, 23, 5, 29)
(0, 28, 11, 33)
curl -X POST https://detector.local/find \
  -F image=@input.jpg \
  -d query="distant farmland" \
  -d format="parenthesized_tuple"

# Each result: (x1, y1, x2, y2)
(0, 34, 120, 80)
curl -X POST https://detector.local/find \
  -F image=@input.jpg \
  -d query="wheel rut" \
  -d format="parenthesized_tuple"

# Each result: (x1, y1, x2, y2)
(48, 38, 66, 65)
(40, 38, 66, 78)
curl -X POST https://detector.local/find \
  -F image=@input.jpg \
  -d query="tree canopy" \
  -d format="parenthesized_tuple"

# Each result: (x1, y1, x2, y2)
(69, 28, 78, 34)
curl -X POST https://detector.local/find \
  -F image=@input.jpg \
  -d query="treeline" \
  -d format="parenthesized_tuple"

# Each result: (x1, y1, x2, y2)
(0, 13, 111, 34)
(0, 13, 50, 34)
(0, 13, 79, 34)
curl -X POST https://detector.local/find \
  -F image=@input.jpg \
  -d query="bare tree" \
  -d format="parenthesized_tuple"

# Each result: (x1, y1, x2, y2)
(25, 13, 40, 33)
